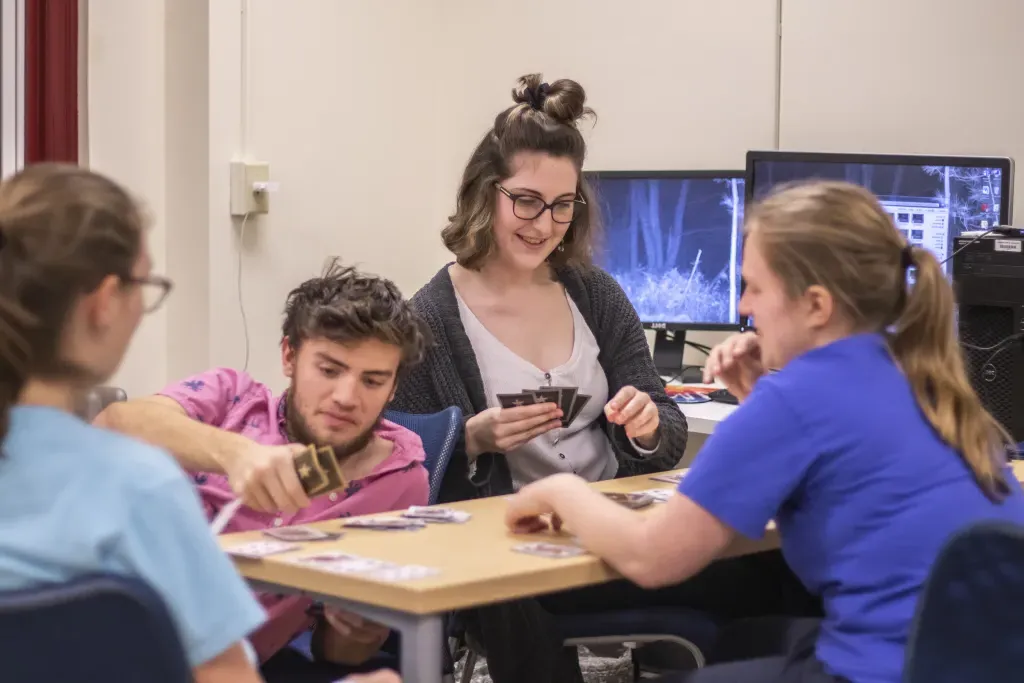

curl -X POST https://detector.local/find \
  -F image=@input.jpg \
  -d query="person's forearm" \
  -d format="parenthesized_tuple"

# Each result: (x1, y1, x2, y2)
(96, 398, 251, 474)
(540, 476, 655, 582)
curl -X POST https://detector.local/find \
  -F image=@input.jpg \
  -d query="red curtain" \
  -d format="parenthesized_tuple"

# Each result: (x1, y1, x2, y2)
(25, 0, 79, 164)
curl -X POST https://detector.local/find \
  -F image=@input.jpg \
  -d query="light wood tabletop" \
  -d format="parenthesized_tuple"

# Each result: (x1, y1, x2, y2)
(219, 470, 779, 615)
(222, 462, 1024, 616)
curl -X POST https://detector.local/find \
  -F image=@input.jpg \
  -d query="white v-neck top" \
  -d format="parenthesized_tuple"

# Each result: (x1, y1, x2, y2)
(454, 289, 618, 489)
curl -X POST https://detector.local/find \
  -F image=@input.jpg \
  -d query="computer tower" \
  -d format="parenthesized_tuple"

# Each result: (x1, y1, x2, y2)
(952, 234, 1024, 443)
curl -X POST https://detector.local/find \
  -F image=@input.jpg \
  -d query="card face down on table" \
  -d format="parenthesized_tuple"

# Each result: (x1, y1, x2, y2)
(603, 491, 655, 509)
(511, 542, 588, 559)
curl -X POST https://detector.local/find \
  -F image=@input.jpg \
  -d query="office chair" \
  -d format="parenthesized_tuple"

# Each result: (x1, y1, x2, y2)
(903, 520, 1024, 683)
(0, 573, 191, 683)
(384, 406, 463, 505)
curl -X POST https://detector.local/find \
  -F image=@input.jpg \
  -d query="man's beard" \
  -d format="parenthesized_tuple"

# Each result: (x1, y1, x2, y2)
(285, 388, 380, 460)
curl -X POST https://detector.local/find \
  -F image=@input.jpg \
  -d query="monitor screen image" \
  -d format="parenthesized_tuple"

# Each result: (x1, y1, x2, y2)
(587, 171, 745, 329)
(746, 152, 1013, 271)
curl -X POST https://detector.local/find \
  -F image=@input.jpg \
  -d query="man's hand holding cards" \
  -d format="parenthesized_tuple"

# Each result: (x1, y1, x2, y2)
(293, 444, 348, 498)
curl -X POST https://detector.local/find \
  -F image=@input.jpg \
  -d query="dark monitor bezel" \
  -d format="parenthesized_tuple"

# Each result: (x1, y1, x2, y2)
(585, 168, 747, 332)
(744, 150, 1014, 224)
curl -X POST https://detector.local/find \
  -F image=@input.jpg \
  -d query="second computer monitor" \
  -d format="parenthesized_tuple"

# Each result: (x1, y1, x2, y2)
(587, 170, 746, 329)
(746, 151, 1014, 272)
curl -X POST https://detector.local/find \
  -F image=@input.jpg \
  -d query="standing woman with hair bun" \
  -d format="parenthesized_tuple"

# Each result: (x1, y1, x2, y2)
(393, 75, 817, 683)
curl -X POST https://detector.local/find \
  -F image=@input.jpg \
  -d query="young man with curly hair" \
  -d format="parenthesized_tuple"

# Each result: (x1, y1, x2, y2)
(97, 260, 430, 681)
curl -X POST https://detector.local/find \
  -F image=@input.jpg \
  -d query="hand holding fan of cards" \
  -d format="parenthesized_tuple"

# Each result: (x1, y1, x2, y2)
(497, 386, 591, 428)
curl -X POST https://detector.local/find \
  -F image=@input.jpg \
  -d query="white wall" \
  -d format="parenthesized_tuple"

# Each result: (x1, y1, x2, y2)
(84, 0, 1024, 396)
(86, 0, 169, 399)
(206, 0, 446, 388)
(86, 0, 779, 395)
(778, 0, 1023, 222)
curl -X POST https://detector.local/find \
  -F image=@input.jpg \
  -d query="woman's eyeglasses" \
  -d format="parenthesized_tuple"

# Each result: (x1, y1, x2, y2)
(125, 275, 173, 313)
(495, 183, 586, 224)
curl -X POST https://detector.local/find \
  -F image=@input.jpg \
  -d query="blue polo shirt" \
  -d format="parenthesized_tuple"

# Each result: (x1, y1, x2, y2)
(679, 333, 1024, 683)
(0, 405, 266, 668)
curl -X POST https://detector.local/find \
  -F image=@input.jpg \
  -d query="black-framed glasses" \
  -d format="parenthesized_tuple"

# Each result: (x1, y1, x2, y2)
(495, 183, 586, 224)
(125, 274, 173, 313)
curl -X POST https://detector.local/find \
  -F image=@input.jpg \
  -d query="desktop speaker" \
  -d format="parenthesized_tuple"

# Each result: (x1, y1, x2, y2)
(952, 234, 1024, 443)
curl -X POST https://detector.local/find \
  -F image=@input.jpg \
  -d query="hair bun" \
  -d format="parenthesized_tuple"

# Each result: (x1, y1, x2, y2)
(511, 73, 592, 126)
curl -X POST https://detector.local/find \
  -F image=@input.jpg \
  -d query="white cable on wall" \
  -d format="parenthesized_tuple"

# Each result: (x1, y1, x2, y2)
(237, 212, 252, 372)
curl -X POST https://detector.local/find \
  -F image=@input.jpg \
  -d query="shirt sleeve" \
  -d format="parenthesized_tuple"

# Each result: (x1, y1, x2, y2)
(677, 381, 816, 539)
(157, 368, 252, 427)
(118, 465, 266, 667)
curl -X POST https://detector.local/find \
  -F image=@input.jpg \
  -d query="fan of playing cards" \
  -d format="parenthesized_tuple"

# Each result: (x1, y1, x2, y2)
(497, 385, 591, 428)
(293, 444, 347, 497)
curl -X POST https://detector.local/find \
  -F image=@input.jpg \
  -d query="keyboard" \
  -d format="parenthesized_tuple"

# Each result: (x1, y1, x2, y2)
(708, 389, 739, 405)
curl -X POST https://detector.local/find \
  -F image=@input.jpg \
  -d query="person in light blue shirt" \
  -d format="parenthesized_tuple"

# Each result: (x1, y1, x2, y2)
(0, 164, 397, 683)
(504, 180, 1024, 683)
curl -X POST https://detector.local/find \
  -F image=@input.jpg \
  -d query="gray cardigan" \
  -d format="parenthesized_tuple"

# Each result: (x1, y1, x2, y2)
(391, 263, 688, 501)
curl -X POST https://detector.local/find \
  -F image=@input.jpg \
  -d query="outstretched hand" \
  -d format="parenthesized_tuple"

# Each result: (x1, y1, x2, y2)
(702, 332, 765, 402)
(604, 386, 660, 447)
(504, 476, 580, 534)
(225, 442, 311, 513)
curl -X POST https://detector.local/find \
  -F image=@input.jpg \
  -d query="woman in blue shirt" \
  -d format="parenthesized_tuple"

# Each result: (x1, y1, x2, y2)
(505, 180, 1024, 683)
(0, 164, 397, 683)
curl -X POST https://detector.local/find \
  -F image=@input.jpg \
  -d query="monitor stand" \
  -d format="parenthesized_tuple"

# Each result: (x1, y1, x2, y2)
(652, 330, 701, 383)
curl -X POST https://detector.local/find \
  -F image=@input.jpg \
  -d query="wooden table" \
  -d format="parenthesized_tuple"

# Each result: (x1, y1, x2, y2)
(220, 470, 776, 683)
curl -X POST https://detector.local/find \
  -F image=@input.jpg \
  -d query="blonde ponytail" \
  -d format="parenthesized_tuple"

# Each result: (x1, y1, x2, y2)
(748, 180, 1012, 501)
(889, 245, 1011, 499)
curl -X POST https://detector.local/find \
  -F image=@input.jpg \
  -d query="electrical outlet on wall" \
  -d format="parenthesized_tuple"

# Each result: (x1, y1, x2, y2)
(230, 160, 272, 216)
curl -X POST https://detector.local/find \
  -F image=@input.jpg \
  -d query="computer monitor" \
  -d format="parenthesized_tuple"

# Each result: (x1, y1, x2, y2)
(746, 151, 1014, 273)
(586, 170, 746, 378)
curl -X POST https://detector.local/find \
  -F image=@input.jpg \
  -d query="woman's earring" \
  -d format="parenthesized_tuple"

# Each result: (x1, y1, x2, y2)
(557, 242, 565, 252)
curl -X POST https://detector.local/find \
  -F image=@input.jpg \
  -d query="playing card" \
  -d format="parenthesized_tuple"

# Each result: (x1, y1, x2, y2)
(294, 445, 329, 496)
(635, 488, 674, 503)
(649, 470, 688, 485)
(497, 392, 538, 409)
(603, 491, 655, 509)
(262, 526, 341, 542)
(511, 542, 588, 559)
(402, 506, 471, 523)
(343, 516, 427, 531)
(291, 552, 391, 574)
(366, 564, 441, 582)
(548, 386, 579, 425)
(315, 445, 348, 495)
(528, 388, 562, 409)
(225, 539, 299, 560)
(565, 393, 592, 427)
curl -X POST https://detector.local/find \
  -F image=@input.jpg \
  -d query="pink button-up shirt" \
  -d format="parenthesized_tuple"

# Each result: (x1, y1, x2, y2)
(160, 367, 429, 663)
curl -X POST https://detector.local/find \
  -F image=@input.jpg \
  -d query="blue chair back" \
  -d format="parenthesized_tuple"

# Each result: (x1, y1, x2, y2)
(0, 573, 191, 682)
(384, 406, 462, 504)
(903, 520, 1024, 683)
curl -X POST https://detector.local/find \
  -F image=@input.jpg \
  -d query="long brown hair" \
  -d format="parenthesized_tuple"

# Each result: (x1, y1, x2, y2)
(442, 73, 601, 270)
(0, 163, 145, 440)
(748, 180, 1011, 499)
